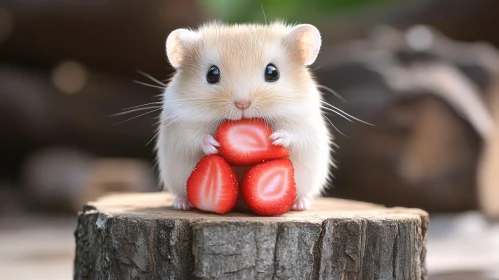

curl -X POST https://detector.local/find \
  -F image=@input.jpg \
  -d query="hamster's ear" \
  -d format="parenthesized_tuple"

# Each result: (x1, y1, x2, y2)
(286, 24, 321, 66)
(166, 28, 198, 68)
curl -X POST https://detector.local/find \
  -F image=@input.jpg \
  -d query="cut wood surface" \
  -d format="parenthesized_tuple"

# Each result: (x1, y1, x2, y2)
(74, 192, 429, 280)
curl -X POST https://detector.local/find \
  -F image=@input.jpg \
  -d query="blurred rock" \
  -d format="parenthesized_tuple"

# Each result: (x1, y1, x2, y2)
(317, 25, 499, 214)
(0, 181, 24, 215)
(0, 64, 159, 181)
(21, 148, 95, 212)
(20, 147, 157, 212)
(80, 158, 158, 211)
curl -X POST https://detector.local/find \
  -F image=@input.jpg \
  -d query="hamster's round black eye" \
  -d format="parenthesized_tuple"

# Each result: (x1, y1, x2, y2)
(264, 63, 279, 82)
(206, 66, 221, 84)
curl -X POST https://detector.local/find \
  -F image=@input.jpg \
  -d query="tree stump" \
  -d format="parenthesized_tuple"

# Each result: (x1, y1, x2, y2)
(74, 193, 429, 280)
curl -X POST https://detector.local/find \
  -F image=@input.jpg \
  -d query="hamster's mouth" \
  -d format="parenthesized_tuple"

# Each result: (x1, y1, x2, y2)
(227, 109, 257, 120)
(229, 109, 245, 120)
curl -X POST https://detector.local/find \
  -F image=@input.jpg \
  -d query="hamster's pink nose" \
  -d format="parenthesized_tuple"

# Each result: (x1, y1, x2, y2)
(234, 100, 251, 110)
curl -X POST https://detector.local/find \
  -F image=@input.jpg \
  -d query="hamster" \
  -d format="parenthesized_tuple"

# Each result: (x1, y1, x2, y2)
(156, 21, 333, 211)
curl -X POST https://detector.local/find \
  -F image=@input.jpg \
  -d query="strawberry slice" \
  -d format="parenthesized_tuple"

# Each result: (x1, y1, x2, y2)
(187, 155, 239, 214)
(241, 159, 296, 216)
(215, 118, 290, 165)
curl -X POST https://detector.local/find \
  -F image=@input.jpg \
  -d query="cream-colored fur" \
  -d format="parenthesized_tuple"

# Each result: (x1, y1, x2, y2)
(156, 21, 333, 210)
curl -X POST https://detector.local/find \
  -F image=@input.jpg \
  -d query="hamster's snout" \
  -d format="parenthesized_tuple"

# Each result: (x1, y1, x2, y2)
(234, 100, 251, 110)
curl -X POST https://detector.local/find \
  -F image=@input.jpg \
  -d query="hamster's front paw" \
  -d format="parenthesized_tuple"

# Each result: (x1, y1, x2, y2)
(173, 195, 194, 210)
(202, 135, 220, 155)
(291, 197, 311, 211)
(270, 130, 291, 148)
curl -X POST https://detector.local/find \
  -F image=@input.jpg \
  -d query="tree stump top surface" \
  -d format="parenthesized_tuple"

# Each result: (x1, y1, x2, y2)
(76, 192, 429, 279)
(85, 192, 428, 224)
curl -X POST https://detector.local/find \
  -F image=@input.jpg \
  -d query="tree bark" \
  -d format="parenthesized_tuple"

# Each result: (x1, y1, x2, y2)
(74, 193, 428, 280)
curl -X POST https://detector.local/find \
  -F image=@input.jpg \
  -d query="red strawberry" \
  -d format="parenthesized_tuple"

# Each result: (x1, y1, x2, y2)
(215, 118, 290, 165)
(187, 155, 239, 214)
(241, 159, 296, 216)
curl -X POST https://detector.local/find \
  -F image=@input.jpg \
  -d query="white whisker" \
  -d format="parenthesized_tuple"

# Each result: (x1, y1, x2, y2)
(137, 70, 167, 87)
(320, 100, 373, 126)
(147, 113, 184, 146)
(133, 80, 165, 90)
(121, 102, 163, 111)
(321, 106, 353, 123)
(168, 97, 206, 101)
(147, 130, 161, 146)
(323, 113, 347, 137)
(154, 105, 213, 126)
(113, 108, 162, 125)
(163, 102, 207, 108)
(154, 111, 188, 126)
(205, 107, 226, 128)
(164, 98, 211, 105)
(311, 65, 322, 71)
(113, 106, 161, 116)
(118, 98, 210, 120)
(317, 85, 347, 103)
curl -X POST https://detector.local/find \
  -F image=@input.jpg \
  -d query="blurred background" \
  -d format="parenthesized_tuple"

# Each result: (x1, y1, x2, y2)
(1, 0, 498, 279)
